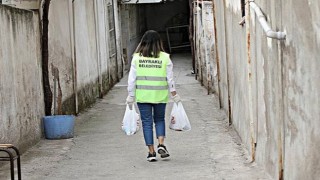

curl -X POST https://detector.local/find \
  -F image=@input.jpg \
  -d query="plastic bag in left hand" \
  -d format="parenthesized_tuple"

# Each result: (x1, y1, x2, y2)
(169, 102, 191, 131)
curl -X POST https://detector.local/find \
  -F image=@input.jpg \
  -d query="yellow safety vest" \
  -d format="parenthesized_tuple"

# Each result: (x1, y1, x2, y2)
(134, 51, 170, 103)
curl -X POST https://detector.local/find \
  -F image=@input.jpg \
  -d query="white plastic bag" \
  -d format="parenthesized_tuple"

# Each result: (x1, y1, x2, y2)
(169, 102, 191, 131)
(122, 104, 140, 135)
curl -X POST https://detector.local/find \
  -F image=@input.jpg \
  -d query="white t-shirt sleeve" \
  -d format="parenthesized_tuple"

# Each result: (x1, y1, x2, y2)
(166, 59, 176, 93)
(127, 60, 136, 97)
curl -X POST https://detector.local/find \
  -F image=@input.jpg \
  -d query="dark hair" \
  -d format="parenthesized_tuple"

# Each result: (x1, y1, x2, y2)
(135, 30, 165, 58)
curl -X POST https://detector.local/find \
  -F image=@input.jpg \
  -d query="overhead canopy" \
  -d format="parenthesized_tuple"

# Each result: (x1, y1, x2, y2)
(120, 0, 166, 4)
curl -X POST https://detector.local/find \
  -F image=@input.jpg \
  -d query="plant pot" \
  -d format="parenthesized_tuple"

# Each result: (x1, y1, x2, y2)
(43, 115, 75, 139)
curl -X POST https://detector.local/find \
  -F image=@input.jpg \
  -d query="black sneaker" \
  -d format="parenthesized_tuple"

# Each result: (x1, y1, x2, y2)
(157, 144, 170, 158)
(147, 152, 157, 162)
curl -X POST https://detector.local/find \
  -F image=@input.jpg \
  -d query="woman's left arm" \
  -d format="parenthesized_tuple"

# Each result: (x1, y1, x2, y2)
(166, 59, 176, 96)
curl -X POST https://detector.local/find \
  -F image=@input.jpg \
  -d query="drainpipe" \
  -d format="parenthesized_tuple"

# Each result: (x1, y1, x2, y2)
(69, 0, 78, 114)
(246, 0, 256, 162)
(249, 1, 286, 40)
(103, 0, 111, 85)
(113, 0, 123, 78)
(193, 1, 198, 80)
(94, 0, 103, 98)
(201, 2, 211, 95)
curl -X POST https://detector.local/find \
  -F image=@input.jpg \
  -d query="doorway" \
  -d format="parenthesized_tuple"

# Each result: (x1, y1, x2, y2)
(144, 1, 191, 53)
(120, 0, 192, 66)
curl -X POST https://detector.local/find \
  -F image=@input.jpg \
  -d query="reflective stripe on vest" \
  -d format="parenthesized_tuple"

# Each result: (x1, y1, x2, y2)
(136, 76, 167, 81)
(136, 85, 168, 90)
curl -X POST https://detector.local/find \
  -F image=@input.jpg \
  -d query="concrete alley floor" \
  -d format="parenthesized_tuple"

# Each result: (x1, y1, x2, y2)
(0, 53, 271, 180)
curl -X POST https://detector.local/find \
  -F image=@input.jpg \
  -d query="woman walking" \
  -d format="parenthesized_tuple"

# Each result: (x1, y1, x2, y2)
(126, 30, 181, 162)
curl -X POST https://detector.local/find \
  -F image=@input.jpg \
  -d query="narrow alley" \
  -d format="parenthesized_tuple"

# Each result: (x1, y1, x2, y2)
(1, 0, 320, 179)
(0, 54, 271, 180)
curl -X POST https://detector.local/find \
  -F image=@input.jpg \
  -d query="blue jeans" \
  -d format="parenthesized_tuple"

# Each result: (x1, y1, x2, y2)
(137, 103, 166, 146)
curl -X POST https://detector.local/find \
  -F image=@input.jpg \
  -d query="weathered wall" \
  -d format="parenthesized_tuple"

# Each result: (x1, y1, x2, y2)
(95, 0, 111, 95)
(213, 0, 229, 113)
(48, 0, 123, 113)
(213, 0, 253, 157)
(212, 0, 320, 179)
(48, 0, 75, 114)
(0, 5, 44, 151)
(281, 0, 320, 179)
(193, 1, 218, 94)
(0, 0, 124, 151)
(249, 1, 283, 178)
(72, 0, 100, 111)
